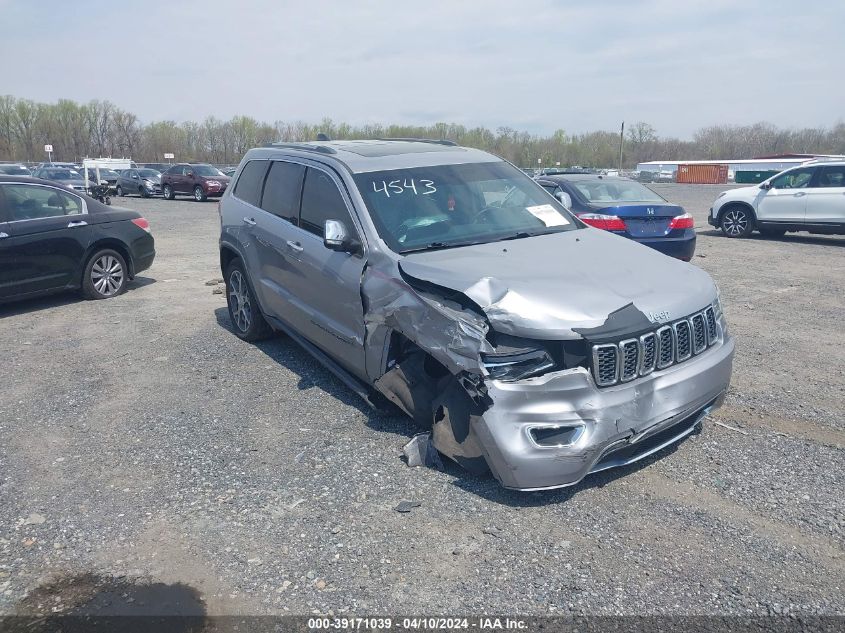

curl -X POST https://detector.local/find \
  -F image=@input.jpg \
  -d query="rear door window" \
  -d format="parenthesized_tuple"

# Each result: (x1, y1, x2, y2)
(299, 168, 354, 238)
(817, 166, 845, 188)
(261, 161, 305, 223)
(233, 160, 268, 207)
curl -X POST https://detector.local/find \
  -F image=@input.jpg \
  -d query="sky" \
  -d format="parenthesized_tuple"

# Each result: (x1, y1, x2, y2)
(1, 0, 842, 138)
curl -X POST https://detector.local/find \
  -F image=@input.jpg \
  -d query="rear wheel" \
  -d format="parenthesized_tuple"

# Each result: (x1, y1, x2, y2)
(163, 184, 175, 200)
(225, 259, 272, 341)
(194, 185, 207, 202)
(82, 249, 127, 300)
(719, 206, 754, 238)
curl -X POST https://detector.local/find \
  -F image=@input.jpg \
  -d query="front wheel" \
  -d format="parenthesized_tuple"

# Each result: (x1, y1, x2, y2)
(116, 185, 124, 197)
(225, 259, 272, 341)
(194, 185, 207, 202)
(163, 184, 175, 200)
(719, 206, 754, 238)
(82, 249, 127, 300)
(139, 186, 150, 198)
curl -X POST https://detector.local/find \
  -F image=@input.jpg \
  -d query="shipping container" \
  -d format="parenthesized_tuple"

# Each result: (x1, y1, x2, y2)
(675, 163, 729, 184)
(734, 170, 780, 184)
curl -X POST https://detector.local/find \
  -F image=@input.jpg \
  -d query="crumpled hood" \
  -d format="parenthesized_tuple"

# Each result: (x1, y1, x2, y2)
(399, 227, 716, 339)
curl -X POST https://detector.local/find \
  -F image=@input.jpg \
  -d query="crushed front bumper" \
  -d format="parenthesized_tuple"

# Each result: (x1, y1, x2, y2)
(471, 333, 734, 490)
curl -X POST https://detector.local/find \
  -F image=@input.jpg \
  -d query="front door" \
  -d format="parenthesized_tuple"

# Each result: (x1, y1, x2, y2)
(757, 167, 815, 222)
(285, 166, 367, 377)
(805, 165, 845, 224)
(0, 183, 91, 298)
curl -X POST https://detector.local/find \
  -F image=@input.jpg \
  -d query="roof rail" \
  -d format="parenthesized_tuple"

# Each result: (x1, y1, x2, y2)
(376, 137, 458, 146)
(266, 142, 337, 155)
(802, 156, 845, 164)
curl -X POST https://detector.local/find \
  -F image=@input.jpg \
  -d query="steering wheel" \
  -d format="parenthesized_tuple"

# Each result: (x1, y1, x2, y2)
(471, 205, 500, 224)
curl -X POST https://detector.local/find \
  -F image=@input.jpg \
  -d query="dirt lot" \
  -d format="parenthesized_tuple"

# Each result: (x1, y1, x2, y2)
(0, 184, 843, 617)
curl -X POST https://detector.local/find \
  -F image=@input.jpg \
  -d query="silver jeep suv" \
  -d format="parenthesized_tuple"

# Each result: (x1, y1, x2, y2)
(219, 139, 734, 490)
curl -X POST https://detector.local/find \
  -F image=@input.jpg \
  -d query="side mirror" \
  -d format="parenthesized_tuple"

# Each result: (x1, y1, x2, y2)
(760, 182, 772, 190)
(324, 219, 356, 253)
(555, 190, 572, 209)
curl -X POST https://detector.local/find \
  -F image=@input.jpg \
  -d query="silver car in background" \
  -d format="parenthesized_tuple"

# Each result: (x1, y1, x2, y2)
(116, 168, 162, 197)
(218, 139, 734, 491)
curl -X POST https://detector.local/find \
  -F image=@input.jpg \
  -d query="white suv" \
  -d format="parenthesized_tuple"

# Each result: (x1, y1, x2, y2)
(709, 161, 845, 237)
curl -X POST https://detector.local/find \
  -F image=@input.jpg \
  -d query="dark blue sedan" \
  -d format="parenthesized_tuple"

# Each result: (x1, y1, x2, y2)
(535, 174, 696, 260)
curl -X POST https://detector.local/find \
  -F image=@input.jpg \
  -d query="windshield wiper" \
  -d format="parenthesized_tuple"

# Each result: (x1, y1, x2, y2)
(400, 239, 489, 254)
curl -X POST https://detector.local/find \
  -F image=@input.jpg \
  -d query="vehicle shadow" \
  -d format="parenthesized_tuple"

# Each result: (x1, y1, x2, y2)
(212, 307, 412, 439)
(0, 276, 157, 318)
(213, 306, 697, 505)
(699, 228, 845, 246)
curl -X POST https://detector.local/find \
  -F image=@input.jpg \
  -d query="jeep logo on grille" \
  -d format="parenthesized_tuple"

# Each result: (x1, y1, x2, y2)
(649, 310, 670, 322)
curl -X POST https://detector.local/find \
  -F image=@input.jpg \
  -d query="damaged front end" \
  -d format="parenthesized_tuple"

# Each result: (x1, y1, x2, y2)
(364, 258, 734, 491)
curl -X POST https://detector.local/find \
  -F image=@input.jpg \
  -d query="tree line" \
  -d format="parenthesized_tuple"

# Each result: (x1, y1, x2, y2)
(1, 95, 843, 167)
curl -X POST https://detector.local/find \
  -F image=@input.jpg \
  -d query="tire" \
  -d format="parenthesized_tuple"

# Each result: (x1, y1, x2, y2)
(116, 185, 124, 197)
(225, 259, 272, 341)
(719, 205, 754, 238)
(104, 196, 111, 205)
(193, 185, 207, 202)
(82, 249, 128, 300)
(139, 186, 150, 198)
(163, 184, 175, 200)
(760, 227, 787, 238)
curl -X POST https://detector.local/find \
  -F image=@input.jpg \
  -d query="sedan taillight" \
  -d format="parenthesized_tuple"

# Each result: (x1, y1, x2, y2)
(668, 212, 694, 229)
(576, 213, 626, 231)
(131, 217, 151, 232)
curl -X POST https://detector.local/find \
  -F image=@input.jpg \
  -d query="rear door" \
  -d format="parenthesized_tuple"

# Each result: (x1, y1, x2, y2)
(805, 165, 845, 225)
(757, 167, 814, 222)
(0, 183, 91, 298)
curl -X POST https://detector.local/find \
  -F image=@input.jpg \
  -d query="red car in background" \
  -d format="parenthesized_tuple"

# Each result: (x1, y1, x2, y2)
(161, 163, 230, 202)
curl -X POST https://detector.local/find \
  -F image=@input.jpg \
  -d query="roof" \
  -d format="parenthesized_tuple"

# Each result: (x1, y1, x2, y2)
(248, 139, 500, 174)
(537, 173, 626, 183)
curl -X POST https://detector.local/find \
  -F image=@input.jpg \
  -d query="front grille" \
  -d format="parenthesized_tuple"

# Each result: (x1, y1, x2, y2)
(691, 313, 707, 354)
(590, 308, 720, 387)
(674, 320, 692, 361)
(592, 344, 619, 387)
(704, 306, 717, 342)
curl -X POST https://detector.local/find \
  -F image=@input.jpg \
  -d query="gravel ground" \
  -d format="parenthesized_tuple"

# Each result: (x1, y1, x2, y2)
(0, 184, 842, 617)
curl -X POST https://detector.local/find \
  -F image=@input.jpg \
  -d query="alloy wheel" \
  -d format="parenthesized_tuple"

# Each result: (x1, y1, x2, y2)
(228, 269, 252, 332)
(194, 186, 204, 201)
(91, 254, 124, 296)
(722, 209, 748, 237)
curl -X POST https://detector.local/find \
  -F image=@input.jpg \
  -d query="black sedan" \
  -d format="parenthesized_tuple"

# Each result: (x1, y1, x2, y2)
(0, 176, 155, 303)
(535, 174, 696, 261)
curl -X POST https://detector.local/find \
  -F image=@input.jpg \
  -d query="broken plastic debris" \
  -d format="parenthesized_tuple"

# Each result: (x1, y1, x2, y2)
(394, 500, 422, 513)
(402, 433, 443, 469)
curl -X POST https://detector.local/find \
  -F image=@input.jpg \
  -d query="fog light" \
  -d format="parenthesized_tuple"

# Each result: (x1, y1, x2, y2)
(528, 424, 585, 448)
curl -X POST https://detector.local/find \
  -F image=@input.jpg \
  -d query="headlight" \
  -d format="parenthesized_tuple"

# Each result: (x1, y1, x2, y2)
(206, 180, 221, 187)
(143, 179, 155, 188)
(481, 347, 555, 381)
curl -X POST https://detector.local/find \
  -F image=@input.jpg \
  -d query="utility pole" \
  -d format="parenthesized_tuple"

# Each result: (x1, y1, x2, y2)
(618, 121, 624, 173)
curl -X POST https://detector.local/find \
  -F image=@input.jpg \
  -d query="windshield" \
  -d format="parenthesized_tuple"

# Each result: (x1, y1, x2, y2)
(571, 179, 665, 204)
(44, 169, 80, 180)
(138, 169, 160, 178)
(353, 162, 579, 253)
(193, 165, 223, 177)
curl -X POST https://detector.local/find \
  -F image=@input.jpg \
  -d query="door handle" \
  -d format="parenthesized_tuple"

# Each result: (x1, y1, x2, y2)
(243, 217, 256, 226)
(0, 232, 8, 239)
(67, 220, 88, 227)
(793, 192, 807, 197)
(286, 240, 304, 253)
